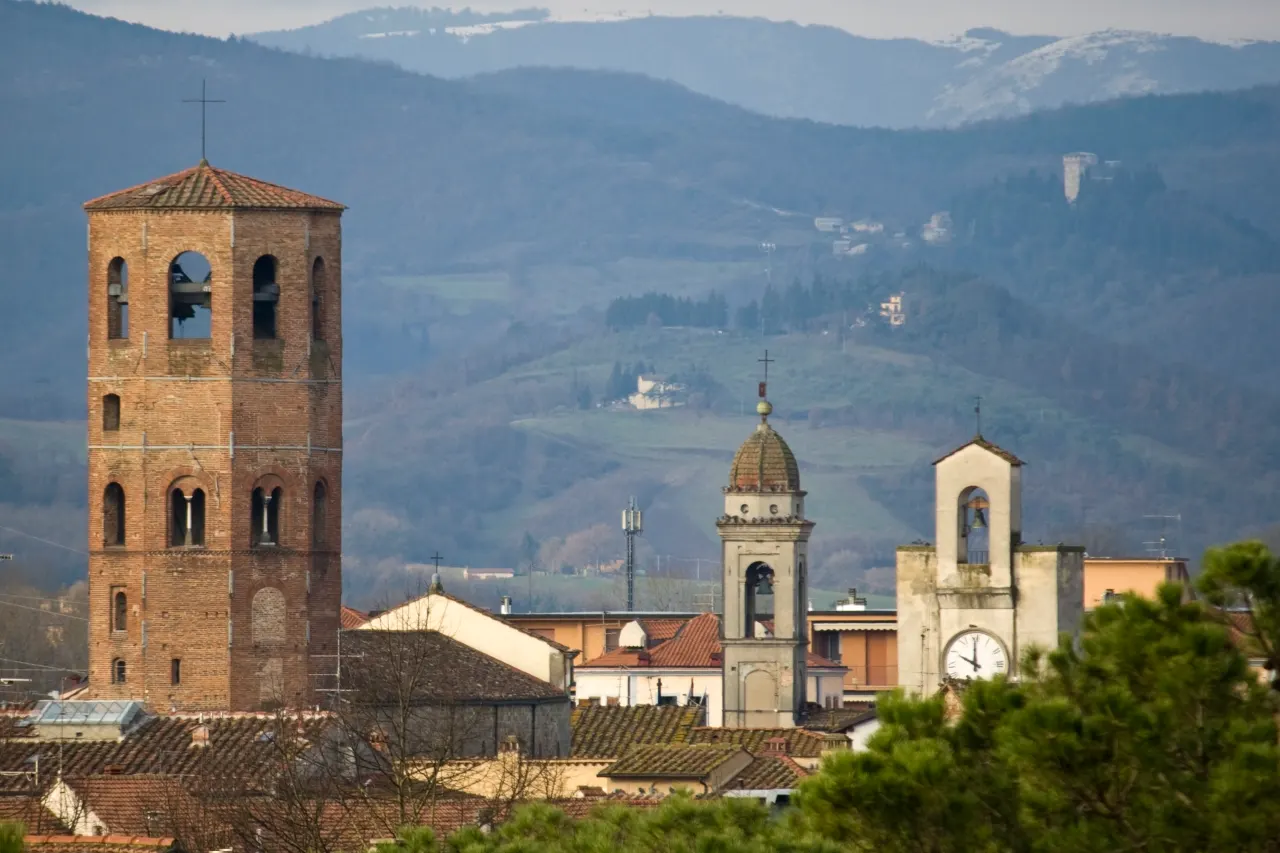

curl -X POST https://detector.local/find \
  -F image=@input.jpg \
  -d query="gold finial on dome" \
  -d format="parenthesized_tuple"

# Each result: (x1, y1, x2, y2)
(757, 400, 773, 418)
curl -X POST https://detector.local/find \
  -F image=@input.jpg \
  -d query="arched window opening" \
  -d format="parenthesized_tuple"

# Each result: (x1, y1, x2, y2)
(959, 488, 991, 565)
(312, 481, 327, 548)
(251, 486, 281, 547)
(311, 257, 326, 342)
(252, 255, 279, 340)
(744, 562, 775, 628)
(103, 483, 125, 547)
(107, 258, 129, 339)
(170, 486, 206, 547)
(112, 659, 127, 684)
(169, 251, 212, 339)
(103, 394, 121, 432)
(113, 589, 127, 632)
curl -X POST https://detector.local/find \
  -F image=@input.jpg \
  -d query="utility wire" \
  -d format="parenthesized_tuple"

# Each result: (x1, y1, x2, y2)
(0, 656, 84, 674)
(0, 525, 89, 556)
(0, 599, 88, 621)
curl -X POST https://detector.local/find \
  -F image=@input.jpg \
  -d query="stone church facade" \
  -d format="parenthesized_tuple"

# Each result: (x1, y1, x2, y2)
(84, 161, 345, 711)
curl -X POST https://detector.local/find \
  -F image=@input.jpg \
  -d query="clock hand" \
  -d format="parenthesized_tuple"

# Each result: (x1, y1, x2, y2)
(959, 653, 979, 670)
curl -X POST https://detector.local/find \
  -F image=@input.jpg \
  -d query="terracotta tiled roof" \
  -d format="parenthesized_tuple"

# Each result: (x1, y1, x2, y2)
(806, 652, 843, 668)
(340, 605, 369, 630)
(63, 776, 202, 839)
(933, 435, 1024, 467)
(581, 613, 721, 669)
(580, 614, 843, 673)
(687, 727, 828, 758)
(0, 796, 67, 834)
(83, 162, 345, 212)
(727, 423, 801, 493)
(23, 837, 177, 853)
(570, 704, 703, 758)
(600, 744, 744, 779)
(802, 706, 877, 733)
(0, 714, 333, 793)
(637, 618, 686, 645)
(723, 754, 811, 791)
(340, 631, 567, 702)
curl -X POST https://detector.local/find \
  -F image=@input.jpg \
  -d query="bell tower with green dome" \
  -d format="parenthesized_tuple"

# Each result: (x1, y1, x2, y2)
(717, 367, 813, 728)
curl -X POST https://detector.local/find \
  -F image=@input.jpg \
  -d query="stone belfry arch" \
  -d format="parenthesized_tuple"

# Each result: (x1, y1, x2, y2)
(84, 160, 345, 711)
(717, 373, 813, 728)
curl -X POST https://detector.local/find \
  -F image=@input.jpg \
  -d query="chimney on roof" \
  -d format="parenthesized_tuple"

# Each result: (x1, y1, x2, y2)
(190, 724, 210, 749)
(762, 737, 788, 756)
(500, 595, 513, 616)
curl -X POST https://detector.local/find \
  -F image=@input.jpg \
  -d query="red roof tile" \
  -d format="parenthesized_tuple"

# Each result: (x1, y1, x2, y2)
(23, 837, 176, 853)
(340, 605, 369, 630)
(686, 727, 828, 758)
(83, 162, 345, 212)
(599, 744, 744, 779)
(723, 754, 811, 791)
(570, 704, 704, 758)
(580, 614, 844, 672)
(933, 436, 1024, 467)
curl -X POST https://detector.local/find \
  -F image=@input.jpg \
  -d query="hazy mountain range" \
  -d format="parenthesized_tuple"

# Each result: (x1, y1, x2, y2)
(5, 0, 1280, 601)
(249, 7, 1280, 127)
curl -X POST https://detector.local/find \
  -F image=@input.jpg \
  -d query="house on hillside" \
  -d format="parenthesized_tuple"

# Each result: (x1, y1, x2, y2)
(629, 375, 686, 410)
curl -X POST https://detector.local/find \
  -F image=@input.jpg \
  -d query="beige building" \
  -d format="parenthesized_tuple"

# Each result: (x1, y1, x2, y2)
(1083, 557, 1191, 609)
(358, 586, 578, 692)
(896, 436, 1084, 694)
(1064, 152, 1099, 202)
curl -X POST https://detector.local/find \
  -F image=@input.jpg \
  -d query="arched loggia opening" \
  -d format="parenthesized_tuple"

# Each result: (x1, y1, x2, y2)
(169, 251, 212, 339)
(170, 485, 206, 547)
(251, 486, 282, 547)
(744, 562, 775, 629)
(103, 483, 126, 547)
(958, 487, 991, 565)
(107, 258, 129, 339)
(252, 255, 279, 339)
(311, 257, 326, 342)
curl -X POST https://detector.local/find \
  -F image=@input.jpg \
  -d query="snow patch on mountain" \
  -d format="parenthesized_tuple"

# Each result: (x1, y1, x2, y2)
(929, 29, 1168, 124)
(445, 19, 542, 42)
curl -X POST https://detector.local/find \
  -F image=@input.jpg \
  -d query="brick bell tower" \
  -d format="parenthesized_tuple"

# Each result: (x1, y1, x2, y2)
(84, 160, 345, 711)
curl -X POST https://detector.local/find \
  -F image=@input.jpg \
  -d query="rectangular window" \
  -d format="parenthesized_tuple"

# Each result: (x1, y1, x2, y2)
(816, 632, 842, 663)
(171, 658, 181, 686)
(530, 628, 557, 641)
(604, 628, 621, 651)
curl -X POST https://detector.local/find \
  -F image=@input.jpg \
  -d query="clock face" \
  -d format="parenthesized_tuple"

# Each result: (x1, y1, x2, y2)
(943, 631, 1008, 680)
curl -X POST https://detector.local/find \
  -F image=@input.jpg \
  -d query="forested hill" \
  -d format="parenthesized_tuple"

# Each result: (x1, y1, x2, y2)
(4, 0, 1280, 592)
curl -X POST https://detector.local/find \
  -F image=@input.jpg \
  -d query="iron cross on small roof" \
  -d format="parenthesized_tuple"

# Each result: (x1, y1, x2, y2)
(182, 78, 226, 163)
(758, 350, 775, 399)
(431, 552, 442, 573)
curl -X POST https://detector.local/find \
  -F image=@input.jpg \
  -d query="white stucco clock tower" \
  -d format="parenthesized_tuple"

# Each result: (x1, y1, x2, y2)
(895, 436, 1084, 694)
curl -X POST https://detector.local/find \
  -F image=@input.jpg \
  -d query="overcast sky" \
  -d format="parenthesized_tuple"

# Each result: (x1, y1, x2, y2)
(56, 0, 1280, 41)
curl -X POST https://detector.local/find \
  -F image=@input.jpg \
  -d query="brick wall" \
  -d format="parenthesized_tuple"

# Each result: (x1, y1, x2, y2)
(86, 205, 343, 711)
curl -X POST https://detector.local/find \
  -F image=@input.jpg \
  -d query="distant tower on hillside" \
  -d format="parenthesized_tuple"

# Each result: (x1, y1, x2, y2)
(1063, 152, 1099, 203)
(84, 160, 345, 711)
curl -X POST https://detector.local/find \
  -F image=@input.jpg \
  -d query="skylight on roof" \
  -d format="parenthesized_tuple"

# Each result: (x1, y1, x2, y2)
(25, 699, 144, 727)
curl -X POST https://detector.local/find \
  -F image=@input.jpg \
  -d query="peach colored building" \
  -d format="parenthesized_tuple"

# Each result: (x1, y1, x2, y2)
(1082, 557, 1191, 609)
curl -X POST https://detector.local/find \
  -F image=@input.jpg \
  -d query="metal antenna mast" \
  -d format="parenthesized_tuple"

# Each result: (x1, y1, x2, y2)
(622, 497, 644, 611)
